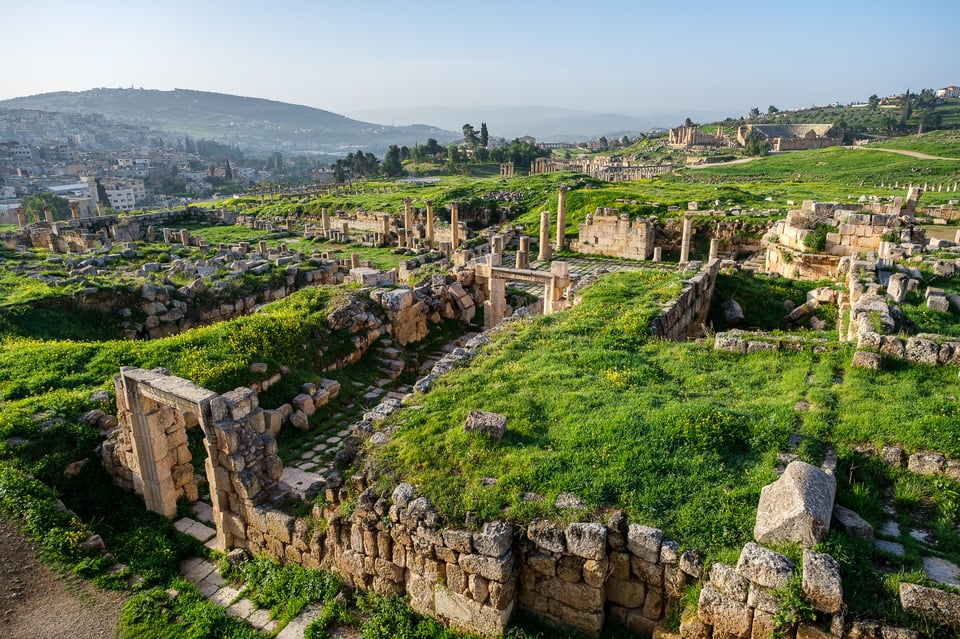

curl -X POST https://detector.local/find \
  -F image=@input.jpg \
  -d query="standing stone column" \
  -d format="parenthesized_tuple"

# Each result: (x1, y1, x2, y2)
(425, 200, 435, 248)
(679, 213, 693, 264)
(15, 207, 26, 228)
(652, 247, 662, 262)
(69, 202, 80, 220)
(321, 208, 330, 237)
(484, 277, 506, 329)
(556, 184, 569, 250)
(517, 236, 530, 269)
(44, 206, 54, 223)
(450, 202, 460, 249)
(709, 237, 719, 260)
(538, 211, 552, 261)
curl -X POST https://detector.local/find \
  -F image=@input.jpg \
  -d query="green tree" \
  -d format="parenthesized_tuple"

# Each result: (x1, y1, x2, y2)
(479, 122, 488, 148)
(598, 136, 609, 152)
(767, 105, 779, 115)
(381, 145, 403, 177)
(447, 144, 460, 166)
(21, 192, 70, 222)
(899, 89, 913, 127)
(749, 107, 761, 121)
(684, 117, 695, 127)
(868, 94, 880, 110)
(743, 130, 770, 157)
(462, 124, 479, 149)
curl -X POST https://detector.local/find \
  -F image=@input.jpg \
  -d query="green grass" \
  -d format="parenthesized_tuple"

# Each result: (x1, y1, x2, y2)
(373, 271, 813, 549)
(873, 130, 960, 158)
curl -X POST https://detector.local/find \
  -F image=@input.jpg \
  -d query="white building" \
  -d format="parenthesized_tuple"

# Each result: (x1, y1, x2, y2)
(936, 86, 960, 99)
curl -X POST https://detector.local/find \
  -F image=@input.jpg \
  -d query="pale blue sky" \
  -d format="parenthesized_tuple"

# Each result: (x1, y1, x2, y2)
(3, 0, 957, 119)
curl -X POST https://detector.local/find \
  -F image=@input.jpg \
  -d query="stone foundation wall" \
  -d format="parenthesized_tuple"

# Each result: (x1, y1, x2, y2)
(649, 259, 721, 341)
(575, 208, 655, 261)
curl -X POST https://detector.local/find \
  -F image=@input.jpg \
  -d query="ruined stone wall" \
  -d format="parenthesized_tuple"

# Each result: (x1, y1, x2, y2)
(575, 208, 655, 261)
(649, 259, 721, 341)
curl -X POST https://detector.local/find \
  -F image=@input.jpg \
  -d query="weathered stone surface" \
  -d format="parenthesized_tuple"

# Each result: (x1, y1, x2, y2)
(906, 337, 940, 365)
(832, 504, 874, 540)
(881, 445, 906, 468)
(472, 521, 513, 558)
(565, 522, 607, 561)
(697, 583, 752, 639)
(458, 552, 514, 583)
(899, 581, 960, 628)
(627, 524, 663, 563)
(754, 460, 836, 547)
(606, 577, 645, 607)
(463, 410, 507, 440)
(538, 576, 604, 611)
(722, 299, 745, 324)
(435, 586, 513, 637)
(679, 549, 705, 579)
(802, 550, 843, 613)
(736, 542, 794, 589)
(851, 350, 881, 370)
(710, 562, 748, 602)
(908, 450, 946, 475)
(527, 519, 566, 554)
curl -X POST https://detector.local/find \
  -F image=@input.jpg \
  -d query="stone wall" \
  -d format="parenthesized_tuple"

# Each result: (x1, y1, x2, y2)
(649, 259, 721, 341)
(574, 208, 655, 261)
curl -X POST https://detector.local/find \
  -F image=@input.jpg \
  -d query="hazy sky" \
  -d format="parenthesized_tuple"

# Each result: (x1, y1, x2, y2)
(4, 0, 957, 120)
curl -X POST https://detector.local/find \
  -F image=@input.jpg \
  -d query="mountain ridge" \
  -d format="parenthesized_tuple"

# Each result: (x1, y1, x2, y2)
(0, 88, 457, 155)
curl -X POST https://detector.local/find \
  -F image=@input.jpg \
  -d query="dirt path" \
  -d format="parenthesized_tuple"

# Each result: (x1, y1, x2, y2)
(0, 515, 128, 639)
(851, 146, 958, 160)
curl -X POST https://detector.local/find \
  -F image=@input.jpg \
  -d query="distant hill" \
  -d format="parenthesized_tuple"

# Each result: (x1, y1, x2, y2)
(346, 105, 729, 141)
(0, 88, 458, 155)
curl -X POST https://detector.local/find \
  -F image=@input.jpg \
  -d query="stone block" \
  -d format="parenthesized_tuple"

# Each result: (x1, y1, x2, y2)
(527, 552, 556, 577)
(565, 522, 607, 560)
(908, 450, 946, 475)
(698, 583, 752, 639)
(458, 552, 514, 583)
(627, 524, 663, 562)
(607, 577, 645, 607)
(754, 461, 836, 547)
(736, 542, 794, 589)
(556, 554, 583, 582)
(527, 518, 566, 554)
(710, 562, 748, 602)
(832, 504, 874, 540)
(463, 411, 507, 440)
(537, 576, 603, 612)
(899, 582, 960, 628)
(802, 550, 843, 613)
(851, 351, 881, 370)
(472, 521, 513, 557)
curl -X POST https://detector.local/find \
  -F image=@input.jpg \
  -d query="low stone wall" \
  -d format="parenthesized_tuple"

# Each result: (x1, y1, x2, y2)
(649, 259, 721, 341)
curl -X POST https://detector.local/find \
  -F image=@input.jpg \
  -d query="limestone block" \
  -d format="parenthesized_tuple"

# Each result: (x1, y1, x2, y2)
(698, 583, 752, 639)
(582, 559, 606, 588)
(899, 582, 960, 628)
(908, 450, 946, 475)
(627, 524, 663, 563)
(527, 519, 566, 554)
(750, 610, 776, 639)
(747, 583, 781, 614)
(802, 550, 843, 613)
(832, 504, 874, 540)
(458, 552, 514, 583)
(906, 337, 940, 365)
(293, 393, 315, 416)
(463, 411, 507, 441)
(556, 555, 583, 582)
(607, 577, 645, 607)
(442, 528, 473, 554)
(680, 549, 705, 579)
(537, 576, 603, 612)
(754, 461, 836, 547)
(565, 522, 607, 560)
(710, 562, 748, 602)
(736, 542, 794, 589)
(715, 334, 747, 353)
(851, 351, 881, 370)
(289, 410, 309, 430)
(879, 336, 906, 360)
(265, 510, 294, 544)
(632, 556, 664, 587)
(881, 445, 906, 468)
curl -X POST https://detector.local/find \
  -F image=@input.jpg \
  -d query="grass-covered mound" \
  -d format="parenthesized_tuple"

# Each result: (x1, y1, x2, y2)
(373, 271, 811, 549)
(370, 270, 960, 557)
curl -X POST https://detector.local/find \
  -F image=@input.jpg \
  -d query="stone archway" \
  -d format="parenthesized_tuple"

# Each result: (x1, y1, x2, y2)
(108, 367, 283, 550)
